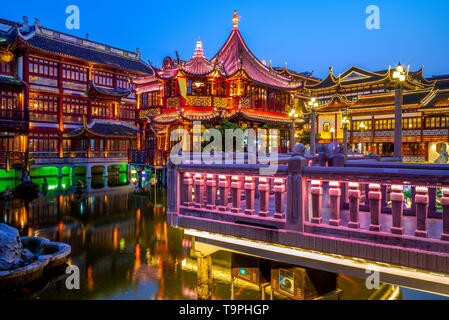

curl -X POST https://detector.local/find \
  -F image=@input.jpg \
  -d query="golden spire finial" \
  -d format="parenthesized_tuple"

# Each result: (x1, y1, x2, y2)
(232, 7, 241, 29)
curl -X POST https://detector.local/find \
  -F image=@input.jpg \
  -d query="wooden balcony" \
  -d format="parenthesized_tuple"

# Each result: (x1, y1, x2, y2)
(0, 110, 28, 133)
(0, 152, 27, 171)
(129, 149, 170, 167)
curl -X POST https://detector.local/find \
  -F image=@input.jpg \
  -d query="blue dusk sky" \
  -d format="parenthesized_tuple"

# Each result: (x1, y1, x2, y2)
(2, 0, 449, 79)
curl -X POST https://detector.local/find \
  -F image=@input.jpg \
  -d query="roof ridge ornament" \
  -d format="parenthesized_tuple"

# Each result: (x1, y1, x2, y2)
(232, 8, 241, 29)
(193, 36, 204, 58)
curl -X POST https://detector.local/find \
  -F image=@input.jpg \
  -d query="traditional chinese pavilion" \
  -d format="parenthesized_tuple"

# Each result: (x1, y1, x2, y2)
(133, 10, 318, 153)
(305, 65, 449, 162)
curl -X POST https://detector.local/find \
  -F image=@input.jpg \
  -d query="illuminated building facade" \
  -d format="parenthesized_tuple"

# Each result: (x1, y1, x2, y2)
(0, 17, 152, 175)
(133, 10, 318, 154)
(305, 66, 449, 162)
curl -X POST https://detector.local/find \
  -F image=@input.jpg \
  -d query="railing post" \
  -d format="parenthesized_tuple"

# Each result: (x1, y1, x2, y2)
(194, 173, 205, 209)
(231, 176, 242, 213)
(441, 188, 449, 241)
(217, 175, 229, 212)
(368, 183, 382, 231)
(390, 185, 404, 235)
(286, 156, 307, 232)
(258, 177, 270, 217)
(182, 172, 194, 206)
(244, 177, 256, 215)
(329, 181, 341, 226)
(348, 182, 360, 229)
(428, 187, 437, 216)
(206, 174, 217, 210)
(274, 178, 286, 219)
(415, 186, 429, 238)
(311, 180, 323, 224)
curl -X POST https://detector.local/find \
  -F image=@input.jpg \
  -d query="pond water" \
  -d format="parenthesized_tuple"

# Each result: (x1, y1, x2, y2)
(0, 175, 447, 300)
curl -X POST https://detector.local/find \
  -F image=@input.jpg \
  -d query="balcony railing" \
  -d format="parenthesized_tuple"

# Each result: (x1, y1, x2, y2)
(0, 152, 27, 170)
(129, 149, 170, 167)
(0, 109, 26, 121)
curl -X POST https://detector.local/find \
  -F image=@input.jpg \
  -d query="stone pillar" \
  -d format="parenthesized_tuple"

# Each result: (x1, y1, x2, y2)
(415, 186, 429, 238)
(311, 180, 323, 224)
(258, 178, 270, 217)
(205, 174, 217, 210)
(197, 253, 213, 300)
(167, 161, 180, 215)
(274, 178, 286, 219)
(390, 185, 404, 235)
(329, 181, 341, 226)
(244, 177, 256, 215)
(441, 188, 449, 241)
(231, 176, 242, 213)
(182, 172, 193, 206)
(368, 183, 382, 231)
(286, 156, 307, 232)
(217, 175, 229, 212)
(194, 173, 205, 209)
(348, 182, 360, 229)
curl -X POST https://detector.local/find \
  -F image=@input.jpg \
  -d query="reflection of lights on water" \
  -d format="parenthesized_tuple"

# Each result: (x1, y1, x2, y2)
(3, 215, 7, 223)
(181, 258, 187, 267)
(120, 238, 125, 251)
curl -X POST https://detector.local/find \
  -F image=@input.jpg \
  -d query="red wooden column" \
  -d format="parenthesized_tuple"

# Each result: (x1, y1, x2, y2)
(441, 188, 449, 241)
(368, 183, 382, 231)
(274, 178, 286, 219)
(415, 186, 429, 238)
(58, 60, 64, 158)
(329, 181, 341, 226)
(258, 178, 270, 217)
(348, 182, 361, 229)
(231, 176, 242, 213)
(205, 174, 216, 210)
(311, 180, 323, 224)
(390, 185, 404, 234)
(217, 175, 229, 212)
(244, 177, 256, 215)
(194, 174, 205, 208)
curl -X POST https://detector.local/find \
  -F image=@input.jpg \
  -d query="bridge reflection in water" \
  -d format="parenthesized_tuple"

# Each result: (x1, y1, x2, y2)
(0, 178, 445, 299)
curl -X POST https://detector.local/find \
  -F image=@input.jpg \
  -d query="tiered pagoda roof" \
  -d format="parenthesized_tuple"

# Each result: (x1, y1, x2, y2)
(0, 17, 152, 75)
(350, 89, 433, 111)
(136, 10, 305, 91)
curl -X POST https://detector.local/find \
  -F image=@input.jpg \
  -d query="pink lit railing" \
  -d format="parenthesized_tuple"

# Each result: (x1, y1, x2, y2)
(301, 166, 449, 242)
(172, 163, 289, 229)
(167, 156, 449, 273)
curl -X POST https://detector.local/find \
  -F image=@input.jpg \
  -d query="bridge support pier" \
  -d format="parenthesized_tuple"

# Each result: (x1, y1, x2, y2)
(193, 242, 219, 300)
